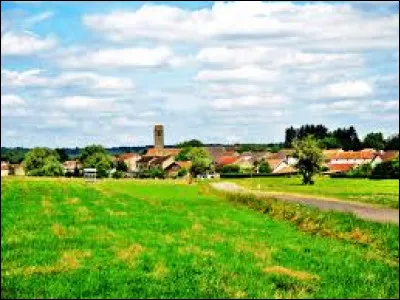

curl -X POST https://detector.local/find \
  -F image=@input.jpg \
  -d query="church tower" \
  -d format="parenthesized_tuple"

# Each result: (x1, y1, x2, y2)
(154, 124, 164, 150)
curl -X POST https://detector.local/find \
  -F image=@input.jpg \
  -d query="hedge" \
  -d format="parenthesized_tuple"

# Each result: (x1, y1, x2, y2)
(220, 172, 297, 178)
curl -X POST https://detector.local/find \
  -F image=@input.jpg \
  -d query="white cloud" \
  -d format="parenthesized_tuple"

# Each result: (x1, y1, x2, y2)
(1, 69, 135, 90)
(25, 11, 55, 26)
(83, 2, 399, 51)
(210, 94, 289, 110)
(196, 66, 279, 82)
(111, 117, 153, 127)
(309, 99, 399, 115)
(321, 80, 373, 98)
(59, 46, 177, 69)
(57, 96, 117, 111)
(1, 31, 56, 56)
(1, 94, 26, 106)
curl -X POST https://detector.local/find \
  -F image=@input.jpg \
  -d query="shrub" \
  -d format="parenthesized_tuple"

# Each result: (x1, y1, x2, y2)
(258, 161, 272, 174)
(221, 164, 240, 174)
(112, 170, 125, 179)
(177, 168, 188, 177)
(371, 159, 399, 179)
(347, 163, 373, 178)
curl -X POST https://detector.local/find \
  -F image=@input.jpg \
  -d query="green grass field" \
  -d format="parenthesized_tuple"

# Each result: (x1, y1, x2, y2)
(231, 176, 399, 208)
(1, 177, 399, 299)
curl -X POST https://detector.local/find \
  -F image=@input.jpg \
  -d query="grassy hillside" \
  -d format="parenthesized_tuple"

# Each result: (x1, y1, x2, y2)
(231, 176, 399, 208)
(1, 177, 398, 298)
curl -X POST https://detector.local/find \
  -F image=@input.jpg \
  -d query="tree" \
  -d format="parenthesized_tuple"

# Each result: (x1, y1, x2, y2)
(41, 155, 64, 176)
(78, 144, 108, 163)
(186, 147, 213, 179)
(363, 132, 385, 150)
(384, 134, 399, 150)
(176, 139, 204, 148)
(83, 152, 113, 178)
(55, 148, 69, 162)
(258, 161, 272, 174)
(115, 160, 128, 172)
(23, 147, 61, 176)
(347, 163, 373, 178)
(319, 136, 342, 149)
(293, 135, 324, 185)
(332, 126, 362, 151)
(284, 126, 297, 148)
(175, 146, 192, 161)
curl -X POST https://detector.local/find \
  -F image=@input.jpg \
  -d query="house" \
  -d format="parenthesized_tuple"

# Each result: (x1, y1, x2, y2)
(117, 153, 141, 172)
(322, 149, 344, 163)
(1, 161, 9, 177)
(233, 154, 257, 171)
(329, 150, 380, 166)
(217, 155, 239, 167)
(379, 151, 399, 162)
(273, 165, 298, 175)
(197, 172, 220, 179)
(325, 163, 357, 174)
(63, 160, 81, 174)
(165, 161, 192, 177)
(144, 147, 181, 157)
(204, 146, 228, 163)
(136, 155, 175, 171)
(266, 158, 290, 174)
(8, 164, 25, 176)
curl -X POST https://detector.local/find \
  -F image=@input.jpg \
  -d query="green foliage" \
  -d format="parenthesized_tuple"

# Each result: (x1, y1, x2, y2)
(176, 139, 204, 148)
(384, 134, 399, 150)
(187, 147, 213, 176)
(115, 160, 128, 172)
(78, 144, 107, 163)
(258, 161, 272, 174)
(138, 167, 165, 179)
(83, 152, 113, 178)
(371, 159, 399, 179)
(220, 164, 240, 174)
(347, 163, 373, 178)
(1, 147, 28, 164)
(293, 136, 324, 185)
(79, 145, 112, 178)
(363, 132, 385, 150)
(237, 144, 268, 153)
(331, 126, 362, 151)
(112, 170, 125, 179)
(55, 148, 69, 162)
(23, 147, 62, 176)
(319, 136, 342, 149)
(177, 168, 188, 177)
(175, 146, 192, 161)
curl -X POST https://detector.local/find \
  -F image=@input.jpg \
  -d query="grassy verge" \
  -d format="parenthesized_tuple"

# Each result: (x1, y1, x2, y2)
(230, 176, 399, 208)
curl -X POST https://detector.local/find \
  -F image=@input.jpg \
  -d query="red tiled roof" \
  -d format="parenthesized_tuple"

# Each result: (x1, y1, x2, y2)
(332, 151, 377, 160)
(145, 148, 181, 157)
(218, 156, 238, 166)
(118, 153, 140, 161)
(380, 151, 399, 162)
(327, 163, 356, 173)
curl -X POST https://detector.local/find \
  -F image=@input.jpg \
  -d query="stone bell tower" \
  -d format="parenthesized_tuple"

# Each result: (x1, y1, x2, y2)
(154, 124, 164, 150)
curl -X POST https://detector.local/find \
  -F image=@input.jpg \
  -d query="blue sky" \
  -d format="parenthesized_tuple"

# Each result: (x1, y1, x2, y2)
(1, 1, 399, 147)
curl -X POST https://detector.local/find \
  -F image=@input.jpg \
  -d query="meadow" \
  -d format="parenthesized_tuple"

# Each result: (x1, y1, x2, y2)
(232, 176, 399, 208)
(1, 177, 399, 299)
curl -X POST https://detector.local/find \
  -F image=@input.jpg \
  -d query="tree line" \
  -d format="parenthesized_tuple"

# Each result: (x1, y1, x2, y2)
(285, 124, 399, 151)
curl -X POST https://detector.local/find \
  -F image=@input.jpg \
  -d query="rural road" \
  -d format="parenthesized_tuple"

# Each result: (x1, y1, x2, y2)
(211, 182, 399, 224)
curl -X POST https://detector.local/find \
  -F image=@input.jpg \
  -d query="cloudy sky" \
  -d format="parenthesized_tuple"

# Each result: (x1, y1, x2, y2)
(1, 1, 399, 147)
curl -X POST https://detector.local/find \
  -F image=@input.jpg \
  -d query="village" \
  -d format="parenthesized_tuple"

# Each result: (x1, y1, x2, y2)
(1, 124, 399, 179)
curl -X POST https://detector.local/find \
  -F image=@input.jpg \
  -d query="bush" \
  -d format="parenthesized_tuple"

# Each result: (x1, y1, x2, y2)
(23, 148, 63, 176)
(112, 170, 125, 179)
(177, 168, 188, 177)
(258, 161, 272, 174)
(371, 159, 399, 179)
(220, 173, 295, 178)
(347, 163, 373, 178)
(138, 167, 165, 179)
(220, 164, 240, 174)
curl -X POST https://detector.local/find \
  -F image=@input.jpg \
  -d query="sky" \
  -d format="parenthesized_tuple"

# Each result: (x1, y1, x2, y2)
(1, 1, 399, 148)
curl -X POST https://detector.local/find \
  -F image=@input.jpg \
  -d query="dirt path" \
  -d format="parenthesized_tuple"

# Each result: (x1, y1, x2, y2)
(211, 182, 399, 224)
